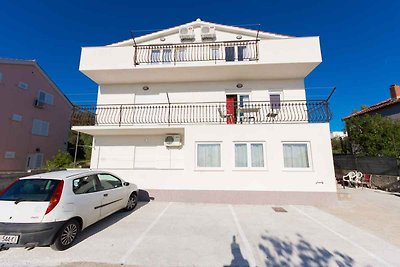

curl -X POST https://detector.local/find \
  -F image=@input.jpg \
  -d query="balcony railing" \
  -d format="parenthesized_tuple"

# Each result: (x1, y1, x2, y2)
(134, 40, 259, 65)
(72, 100, 332, 127)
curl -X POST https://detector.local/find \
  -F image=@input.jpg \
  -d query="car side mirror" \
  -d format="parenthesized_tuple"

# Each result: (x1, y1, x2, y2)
(123, 182, 130, 186)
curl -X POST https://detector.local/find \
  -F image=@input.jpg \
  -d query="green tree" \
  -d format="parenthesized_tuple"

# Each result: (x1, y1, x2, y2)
(331, 136, 350, 155)
(346, 114, 400, 157)
(45, 150, 73, 170)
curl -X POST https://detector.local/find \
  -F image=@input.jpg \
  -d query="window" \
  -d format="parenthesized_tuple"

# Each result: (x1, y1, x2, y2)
(4, 151, 16, 159)
(73, 175, 99, 194)
(196, 143, 221, 168)
(234, 143, 265, 168)
(26, 153, 44, 169)
(151, 49, 161, 63)
(18, 81, 28, 90)
(283, 143, 311, 169)
(11, 114, 22, 122)
(0, 72, 3, 81)
(177, 48, 186, 61)
(238, 46, 247, 61)
(210, 47, 220, 60)
(97, 174, 122, 190)
(162, 49, 172, 63)
(225, 47, 235, 61)
(38, 91, 54, 105)
(32, 119, 49, 136)
(0, 179, 61, 202)
(270, 94, 281, 110)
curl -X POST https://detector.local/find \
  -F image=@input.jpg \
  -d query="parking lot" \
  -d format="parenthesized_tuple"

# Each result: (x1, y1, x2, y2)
(0, 198, 399, 267)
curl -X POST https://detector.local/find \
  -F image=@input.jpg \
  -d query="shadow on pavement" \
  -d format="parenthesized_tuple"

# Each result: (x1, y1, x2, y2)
(73, 190, 151, 246)
(259, 231, 355, 267)
(224, 235, 250, 267)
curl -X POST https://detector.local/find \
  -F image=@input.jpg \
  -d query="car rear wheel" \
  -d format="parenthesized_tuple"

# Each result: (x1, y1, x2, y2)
(51, 219, 80, 251)
(125, 192, 137, 211)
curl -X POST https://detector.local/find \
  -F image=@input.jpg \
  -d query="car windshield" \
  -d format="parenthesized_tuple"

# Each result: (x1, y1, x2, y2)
(0, 179, 61, 202)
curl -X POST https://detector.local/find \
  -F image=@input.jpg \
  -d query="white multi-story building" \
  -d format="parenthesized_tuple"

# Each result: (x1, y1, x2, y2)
(72, 19, 336, 204)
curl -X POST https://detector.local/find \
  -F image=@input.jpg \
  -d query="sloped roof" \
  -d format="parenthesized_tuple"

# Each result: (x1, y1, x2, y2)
(343, 97, 400, 120)
(0, 58, 73, 107)
(108, 18, 294, 47)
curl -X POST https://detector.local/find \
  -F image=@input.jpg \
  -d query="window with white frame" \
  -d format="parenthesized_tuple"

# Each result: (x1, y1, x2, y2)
(234, 142, 265, 168)
(32, 119, 49, 136)
(38, 90, 54, 105)
(196, 143, 221, 168)
(282, 143, 311, 169)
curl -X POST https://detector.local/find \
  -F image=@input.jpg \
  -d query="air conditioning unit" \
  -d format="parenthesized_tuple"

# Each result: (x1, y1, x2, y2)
(164, 135, 182, 147)
(179, 26, 195, 41)
(34, 99, 44, 108)
(201, 26, 216, 41)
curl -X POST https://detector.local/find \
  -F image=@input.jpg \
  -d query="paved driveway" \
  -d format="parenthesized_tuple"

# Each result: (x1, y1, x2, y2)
(0, 201, 399, 267)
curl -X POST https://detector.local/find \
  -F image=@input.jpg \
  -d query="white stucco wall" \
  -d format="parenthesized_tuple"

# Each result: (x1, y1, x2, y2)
(97, 79, 306, 105)
(90, 123, 336, 193)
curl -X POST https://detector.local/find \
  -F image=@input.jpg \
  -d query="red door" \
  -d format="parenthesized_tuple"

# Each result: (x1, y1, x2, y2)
(226, 95, 237, 124)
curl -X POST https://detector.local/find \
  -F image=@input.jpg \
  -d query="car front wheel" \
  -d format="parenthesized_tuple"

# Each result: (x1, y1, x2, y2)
(51, 219, 80, 251)
(125, 192, 137, 211)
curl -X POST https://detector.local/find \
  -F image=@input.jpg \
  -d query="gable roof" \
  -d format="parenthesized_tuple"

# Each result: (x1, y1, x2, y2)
(108, 18, 294, 47)
(343, 97, 400, 120)
(0, 58, 73, 108)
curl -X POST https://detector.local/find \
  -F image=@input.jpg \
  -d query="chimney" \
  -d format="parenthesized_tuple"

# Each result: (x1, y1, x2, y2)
(390, 84, 400, 99)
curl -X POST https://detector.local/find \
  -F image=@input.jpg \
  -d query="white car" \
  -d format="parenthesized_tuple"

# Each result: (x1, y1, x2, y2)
(0, 170, 138, 251)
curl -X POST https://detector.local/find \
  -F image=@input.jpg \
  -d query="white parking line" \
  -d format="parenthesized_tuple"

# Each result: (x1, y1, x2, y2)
(119, 202, 172, 265)
(229, 205, 257, 267)
(291, 206, 393, 267)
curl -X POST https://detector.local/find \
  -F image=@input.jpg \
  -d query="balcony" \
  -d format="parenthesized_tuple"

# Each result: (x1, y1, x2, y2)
(71, 100, 331, 128)
(79, 37, 322, 83)
(134, 40, 259, 65)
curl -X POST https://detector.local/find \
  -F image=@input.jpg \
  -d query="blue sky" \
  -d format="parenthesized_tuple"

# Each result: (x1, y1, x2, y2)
(1, 0, 399, 131)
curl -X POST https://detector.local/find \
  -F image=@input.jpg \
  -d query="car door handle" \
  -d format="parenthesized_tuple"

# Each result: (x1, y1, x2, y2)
(103, 193, 108, 197)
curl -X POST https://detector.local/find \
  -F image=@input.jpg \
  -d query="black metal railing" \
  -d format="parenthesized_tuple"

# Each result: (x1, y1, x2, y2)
(72, 100, 332, 127)
(134, 40, 259, 65)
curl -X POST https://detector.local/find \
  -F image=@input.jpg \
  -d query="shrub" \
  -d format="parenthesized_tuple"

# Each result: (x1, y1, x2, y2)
(45, 150, 74, 170)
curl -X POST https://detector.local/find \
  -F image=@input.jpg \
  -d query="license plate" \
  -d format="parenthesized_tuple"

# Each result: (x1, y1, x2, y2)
(0, 234, 19, 244)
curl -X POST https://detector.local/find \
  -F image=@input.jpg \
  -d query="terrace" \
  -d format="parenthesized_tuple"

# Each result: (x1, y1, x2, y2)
(134, 40, 259, 65)
(71, 100, 332, 127)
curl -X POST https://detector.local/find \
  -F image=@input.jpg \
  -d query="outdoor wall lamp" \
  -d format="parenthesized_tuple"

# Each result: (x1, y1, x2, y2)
(236, 83, 243, 88)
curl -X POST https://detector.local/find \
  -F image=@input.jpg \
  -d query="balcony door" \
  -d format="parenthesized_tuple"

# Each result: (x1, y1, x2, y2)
(225, 47, 235, 62)
(226, 95, 237, 124)
(226, 94, 250, 124)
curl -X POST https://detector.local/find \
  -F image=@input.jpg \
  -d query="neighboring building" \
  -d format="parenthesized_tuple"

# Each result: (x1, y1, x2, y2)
(72, 19, 336, 204)
(343, 85, 400, 121)
(330, 131, 347, 139)
(0, 58, 73, 171)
